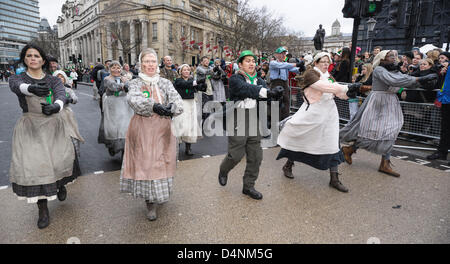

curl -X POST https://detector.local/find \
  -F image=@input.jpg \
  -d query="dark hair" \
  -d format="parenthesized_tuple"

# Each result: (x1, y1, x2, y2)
(336, 47, 350, 71)
(374, 46, 382, 50)
(47, 55, 58, 63)
(200, 56, 209, 62)
(19, 43, 49, 70)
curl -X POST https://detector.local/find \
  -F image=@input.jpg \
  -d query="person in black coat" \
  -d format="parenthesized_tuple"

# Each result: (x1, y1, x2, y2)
(217, 50, 284, 200)
(332, 47, 351, 83)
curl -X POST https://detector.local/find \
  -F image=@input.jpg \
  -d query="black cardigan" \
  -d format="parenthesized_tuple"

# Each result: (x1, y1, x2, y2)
(228, 73, 267, 102)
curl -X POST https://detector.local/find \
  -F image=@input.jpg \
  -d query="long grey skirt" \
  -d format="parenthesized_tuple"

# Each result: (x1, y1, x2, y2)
(340, 91, 403, 155)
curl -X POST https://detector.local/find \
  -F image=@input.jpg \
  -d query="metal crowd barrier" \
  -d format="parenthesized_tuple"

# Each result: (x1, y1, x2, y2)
(289, 86, 442, 141)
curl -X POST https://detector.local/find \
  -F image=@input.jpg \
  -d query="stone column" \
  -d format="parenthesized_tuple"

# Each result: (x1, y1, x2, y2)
(106, 24, 113, 60)
(129, 19, 136, 65)
(141, 19, 148, 50)
(117, 22, 123, 61)
(87, 33, 92, 66)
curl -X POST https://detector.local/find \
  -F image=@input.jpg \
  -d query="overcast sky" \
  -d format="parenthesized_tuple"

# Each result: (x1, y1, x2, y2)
(40, 0, 354, 37)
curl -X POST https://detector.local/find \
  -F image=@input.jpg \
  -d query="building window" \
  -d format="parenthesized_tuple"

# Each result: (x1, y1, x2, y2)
(182, 1, 186, 8)
(169, 23, 173, 42)
(152, 22, 157, 41)
(181, 26, 186, 37)
(192, 7, 200, 13)
(206, 11, 209, 19)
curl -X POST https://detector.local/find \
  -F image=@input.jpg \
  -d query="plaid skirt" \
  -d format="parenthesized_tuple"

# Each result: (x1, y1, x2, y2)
(120, 177, 173, 204)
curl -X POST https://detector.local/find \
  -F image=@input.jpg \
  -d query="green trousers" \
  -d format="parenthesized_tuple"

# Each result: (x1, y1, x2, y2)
(219, 109, 263, 189)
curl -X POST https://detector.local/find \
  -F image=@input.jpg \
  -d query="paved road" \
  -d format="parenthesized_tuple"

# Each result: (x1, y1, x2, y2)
(0, 147, 448, 243)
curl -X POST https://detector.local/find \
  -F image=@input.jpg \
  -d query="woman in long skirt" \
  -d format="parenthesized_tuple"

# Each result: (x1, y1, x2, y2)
(100, 61, 134, 158)
(120, 48, 183, 221)
(9, 44, 76, 229)
(277, 52, 360, 192)
(173, 64, 204, 156)
(53, 70, 85, 177)
(340, 50, 438, 177)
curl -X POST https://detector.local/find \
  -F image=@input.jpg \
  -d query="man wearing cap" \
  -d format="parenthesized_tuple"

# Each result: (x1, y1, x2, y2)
(218, 50, 284, 200)
(269, 47, 303, 121)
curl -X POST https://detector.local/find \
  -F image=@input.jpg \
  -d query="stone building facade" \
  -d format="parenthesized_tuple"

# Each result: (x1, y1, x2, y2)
(57, 0, 237, 69)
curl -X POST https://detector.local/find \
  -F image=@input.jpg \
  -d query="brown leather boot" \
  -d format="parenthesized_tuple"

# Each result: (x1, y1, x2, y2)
(341, 146, 355, 165)
(282, 160, 294, 179)
(378, 157, 400, 177)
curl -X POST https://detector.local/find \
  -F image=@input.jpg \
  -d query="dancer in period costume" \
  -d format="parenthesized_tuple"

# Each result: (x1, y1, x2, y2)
(218, 50, 284, 200)
(340, 50, 438, 177)
(53, 70, 85, 177)
(276, 52, 360, 192)
(120, 48, 183, 221)
(99, 61, 134, 158)
(173, 64, 206, 156)
(9, 44, 76, 229)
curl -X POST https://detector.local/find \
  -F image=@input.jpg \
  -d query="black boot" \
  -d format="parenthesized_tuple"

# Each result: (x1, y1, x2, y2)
(37, 199, 50, 229)
(218, 170, 228, 186)
(242, 187, 263, 200)
(145, 200, 157, 221)
(282, 160, 294, 179)
(108, 148, 115, 157)
(185, 143, 194, 156)
(57, 185, 67, 201)
(329, 172, 349, 193)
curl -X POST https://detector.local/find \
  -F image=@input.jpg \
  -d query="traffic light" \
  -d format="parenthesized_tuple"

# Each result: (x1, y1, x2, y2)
(342, 0, 361, 18)
(433, 31, 441, 47)
(361, 0, 383, 17)
(78, 54, 82, 63)
(388, 0, 404, 27)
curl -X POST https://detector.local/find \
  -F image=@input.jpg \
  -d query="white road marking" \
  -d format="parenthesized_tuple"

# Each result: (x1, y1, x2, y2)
(0, 186, 8, 190)
(393, 156, 408, 160)
(94, 171, 104, 175)
(440, 165, 450, 169)
(77, 92, 94, 98)
(414, 159, 431, 165)
(202, 155, 211, 158)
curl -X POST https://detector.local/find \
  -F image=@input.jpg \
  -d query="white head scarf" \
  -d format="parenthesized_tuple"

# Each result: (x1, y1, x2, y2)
(138, 48, 160, 87)
(178, 63, 191, 76)
(313, 52, 332, 65)
(372, 50, 391, 68)
(53, 70, 69, 85)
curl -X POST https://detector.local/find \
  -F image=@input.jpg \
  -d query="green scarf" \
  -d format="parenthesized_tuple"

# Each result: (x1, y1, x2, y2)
(240, 70, 257, 85)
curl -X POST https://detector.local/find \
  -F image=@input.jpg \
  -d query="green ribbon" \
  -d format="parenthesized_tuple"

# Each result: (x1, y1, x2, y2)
(398, 87, 404, 94)
(143, 91, 150, 98)
(46, 89, 53, 104)
(245, 72, 257, 84)
(114, 91, 120, 97)
(327, 77, 335, 83)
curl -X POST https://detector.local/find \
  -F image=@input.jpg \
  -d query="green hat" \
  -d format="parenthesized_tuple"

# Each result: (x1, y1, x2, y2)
(238, 50, 257, 63)
(275, 47, 288, 54)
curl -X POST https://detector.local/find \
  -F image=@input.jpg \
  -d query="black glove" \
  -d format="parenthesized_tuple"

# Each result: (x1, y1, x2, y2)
(346, 83, 361, 98)
(153, 103, 172, 117)
(417, 73, 438, 85)
(163, 103, 174, 117)
(41, 102, 61, 116)
(123, 84, 129, 93)
(66, 97, 74, 104)
(28, 82, 50, 97)
(213, 67, 219, 72)
(267, 86, 284, 100)
(296, 61, 305, 68)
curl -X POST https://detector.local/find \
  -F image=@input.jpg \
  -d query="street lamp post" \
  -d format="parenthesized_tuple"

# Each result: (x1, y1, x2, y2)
(366, 17, 377, 53)
(218, 38, 224, 60)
